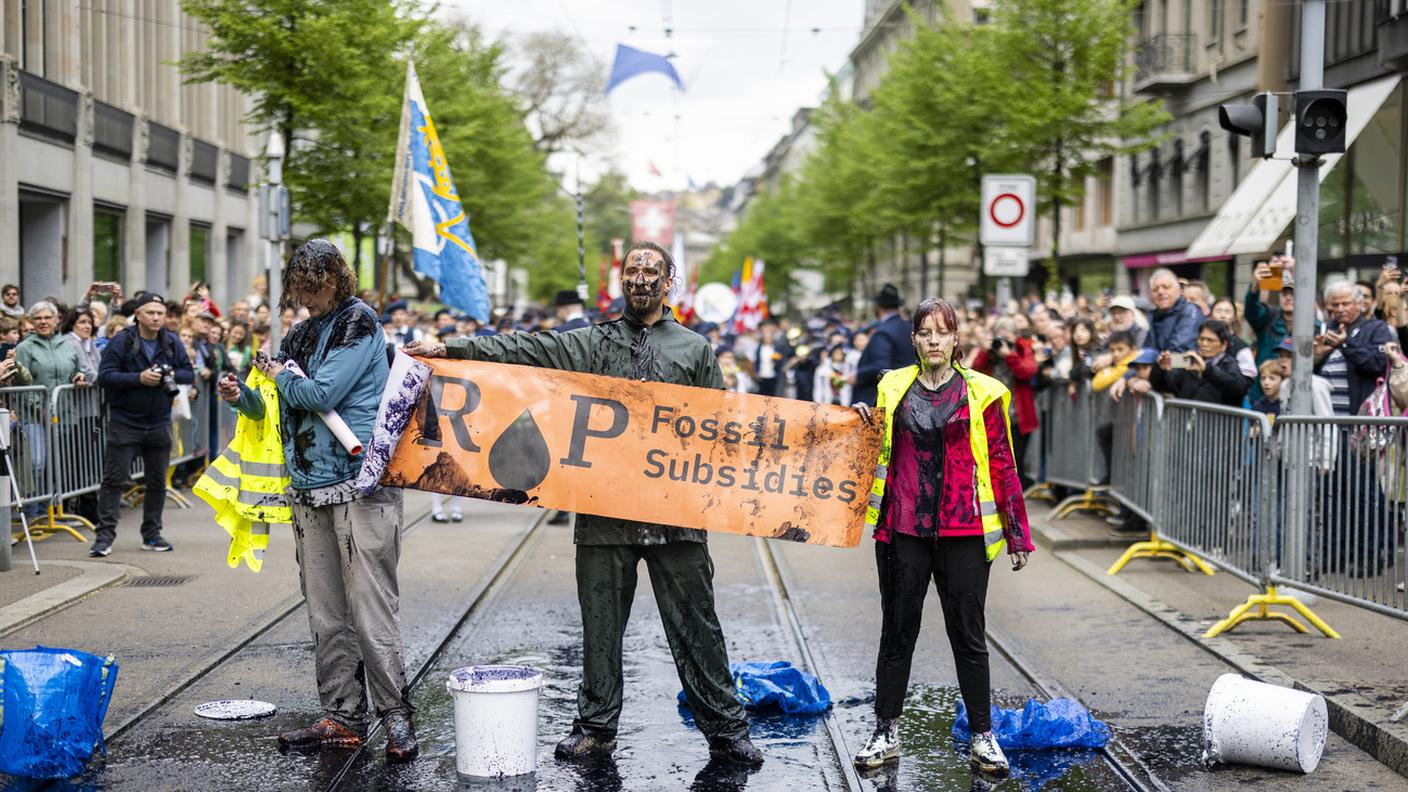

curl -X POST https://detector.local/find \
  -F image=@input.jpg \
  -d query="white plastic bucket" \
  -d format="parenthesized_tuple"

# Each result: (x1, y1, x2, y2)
(447, 665, 543, 779)
(1202, 673, 1328, 773)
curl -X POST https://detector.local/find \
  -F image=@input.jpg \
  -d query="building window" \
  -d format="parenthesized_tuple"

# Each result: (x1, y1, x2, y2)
(190, 225, 210, 285)
(1149, 149, 1162, 221)
(1170, 140, 1185, 217)
(1098, 158, 1114, 226)
(1073, 180, 1088, 231)
(93, 210, 123, 284)
(1227, 134, 1240, 188)
(1194, 130, 1212, 213)
(1209, 0, 1223, 42)
(1238, 0, 1249, 28)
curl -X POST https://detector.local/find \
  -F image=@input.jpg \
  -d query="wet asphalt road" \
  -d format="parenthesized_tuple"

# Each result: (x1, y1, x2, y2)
(5, 504, 1406, 791)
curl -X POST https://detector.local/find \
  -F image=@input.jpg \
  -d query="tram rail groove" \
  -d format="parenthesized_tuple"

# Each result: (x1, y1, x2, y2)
(753, 537, 865, 792)
(985, 623, 1169, 792)
(104, 508, 435, 745)
(323, 509, 549, 792)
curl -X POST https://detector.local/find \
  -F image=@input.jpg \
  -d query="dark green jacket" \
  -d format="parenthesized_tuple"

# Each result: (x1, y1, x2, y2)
(447, 311, 722, 546)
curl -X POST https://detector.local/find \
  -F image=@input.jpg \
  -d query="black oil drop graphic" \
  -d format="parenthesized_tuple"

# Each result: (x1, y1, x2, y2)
(488, 409, 551, 491)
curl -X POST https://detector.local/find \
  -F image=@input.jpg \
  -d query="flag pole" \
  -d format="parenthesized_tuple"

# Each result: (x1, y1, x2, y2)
(383, 49, 415, 316)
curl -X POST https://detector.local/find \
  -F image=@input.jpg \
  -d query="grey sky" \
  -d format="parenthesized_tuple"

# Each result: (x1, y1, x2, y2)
(442, 0, 863, 191)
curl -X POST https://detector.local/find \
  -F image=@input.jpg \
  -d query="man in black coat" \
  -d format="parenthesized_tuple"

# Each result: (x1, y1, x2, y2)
(852, 284, 916, 406)
(554, 289, 591, 332)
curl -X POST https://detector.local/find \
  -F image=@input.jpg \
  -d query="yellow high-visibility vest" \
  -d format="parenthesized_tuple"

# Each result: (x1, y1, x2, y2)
(865, 364, 1013, 562)
(194, 369, 291, 572)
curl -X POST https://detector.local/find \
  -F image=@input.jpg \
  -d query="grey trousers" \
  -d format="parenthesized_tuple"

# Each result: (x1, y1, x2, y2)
(291, 486, 409, 728)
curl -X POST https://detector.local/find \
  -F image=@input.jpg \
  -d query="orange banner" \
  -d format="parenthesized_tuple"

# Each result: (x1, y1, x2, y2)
(382, 360, 882, 547)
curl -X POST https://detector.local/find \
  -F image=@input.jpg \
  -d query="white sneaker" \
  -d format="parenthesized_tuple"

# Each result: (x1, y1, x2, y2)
(450, 511, 463, 523)
(431, 512, 449, 523)
(853, 719, 900, 768)
(970, 730, 1008, 776)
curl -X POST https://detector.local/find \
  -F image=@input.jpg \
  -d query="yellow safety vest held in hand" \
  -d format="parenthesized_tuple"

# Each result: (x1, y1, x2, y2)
(865, 364, 1014, 563)
(194, 369, 292, 572)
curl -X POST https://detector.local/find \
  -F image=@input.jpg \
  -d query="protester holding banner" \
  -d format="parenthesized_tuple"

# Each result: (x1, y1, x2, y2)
(217, 240, 418, 762)
(406, 241, 763, 767)
(850, 297, 1034, 777)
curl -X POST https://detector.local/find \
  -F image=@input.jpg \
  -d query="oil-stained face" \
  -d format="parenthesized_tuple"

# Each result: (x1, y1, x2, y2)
(622, 248, 670, 317)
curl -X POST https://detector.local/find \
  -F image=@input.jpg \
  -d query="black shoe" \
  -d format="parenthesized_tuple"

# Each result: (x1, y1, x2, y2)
(707, 735, 764, 766)
(384, 711, 419, 763)
(547, 511, 572, 526)
(141, 536, 173, 552)
(555, 731, 617, 760)
(89, 538, 113, 557)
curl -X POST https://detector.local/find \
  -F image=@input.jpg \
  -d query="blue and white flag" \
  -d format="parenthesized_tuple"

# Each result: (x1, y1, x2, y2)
(390, 62, 490, 321)
(605, 44, 684, 94)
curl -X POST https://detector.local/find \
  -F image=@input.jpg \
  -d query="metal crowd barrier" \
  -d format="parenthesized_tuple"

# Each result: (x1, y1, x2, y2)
(1040, 383, 1408, 638)
(1042, 382, 1116, 519)
(1274, 416, 1407, 621)
(4, 380, 225, 543)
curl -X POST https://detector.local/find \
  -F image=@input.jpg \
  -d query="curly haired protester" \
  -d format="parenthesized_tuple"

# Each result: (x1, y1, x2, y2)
(851, 297, 1034, 777)
(217, 240, 417, 762)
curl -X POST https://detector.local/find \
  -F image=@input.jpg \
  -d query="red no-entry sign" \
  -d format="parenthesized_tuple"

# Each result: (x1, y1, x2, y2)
(980, 175, 1036, 247)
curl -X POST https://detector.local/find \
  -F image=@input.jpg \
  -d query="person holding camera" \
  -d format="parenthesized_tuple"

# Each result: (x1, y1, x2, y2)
(92, 294, 193, 556)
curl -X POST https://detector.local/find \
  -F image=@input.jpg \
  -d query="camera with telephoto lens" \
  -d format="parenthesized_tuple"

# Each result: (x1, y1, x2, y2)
(152, 364, 179, 397)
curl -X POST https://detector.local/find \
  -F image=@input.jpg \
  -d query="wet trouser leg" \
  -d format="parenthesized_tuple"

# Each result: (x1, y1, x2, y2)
(932, 536, 992, 734)
(572, 544, 640, 737)
(292, 486, 409, 729)
(573, 542, 748, 741)
(643, 542, 749, 741)
(874, 534, 992, 733)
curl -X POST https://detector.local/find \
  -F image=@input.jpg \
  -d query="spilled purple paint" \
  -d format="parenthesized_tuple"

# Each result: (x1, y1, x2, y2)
(356, 353, 431, 492)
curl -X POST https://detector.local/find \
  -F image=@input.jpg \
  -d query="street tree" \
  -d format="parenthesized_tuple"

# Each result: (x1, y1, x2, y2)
(180, 0, 417, 268)
(512, 30, 611, 155)
(991, 0, 1168, 288)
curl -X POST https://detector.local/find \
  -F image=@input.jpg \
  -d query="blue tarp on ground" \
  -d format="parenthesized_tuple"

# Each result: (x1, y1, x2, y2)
(0, 646, 118, 779)
(677, 661, 831, 717)
(952, 697, 1110, 750)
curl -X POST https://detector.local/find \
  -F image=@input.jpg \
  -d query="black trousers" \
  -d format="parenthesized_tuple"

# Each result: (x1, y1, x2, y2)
(95, 422, 172, 542)
(874, 534, 992, 733)
(572, 542, 749, 741)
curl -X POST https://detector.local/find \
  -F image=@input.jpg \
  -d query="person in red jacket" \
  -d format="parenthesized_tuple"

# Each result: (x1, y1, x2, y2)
(970, 318, 1039, 485)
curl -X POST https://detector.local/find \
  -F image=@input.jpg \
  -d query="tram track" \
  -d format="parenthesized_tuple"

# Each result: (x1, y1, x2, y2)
(105, 508, 433, 745)
(755, 536, 1167, 792)
(322, 509, 548, 791)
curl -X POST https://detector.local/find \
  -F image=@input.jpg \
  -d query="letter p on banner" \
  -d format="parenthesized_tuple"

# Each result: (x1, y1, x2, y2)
(381, 360, 883, 547)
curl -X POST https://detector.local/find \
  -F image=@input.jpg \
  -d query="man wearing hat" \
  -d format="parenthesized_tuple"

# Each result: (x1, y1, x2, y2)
(92, 293, 194, 556)
(555, 289, 591, 332)
(386, 300, 419, 349)
(852, 284, 916, 406)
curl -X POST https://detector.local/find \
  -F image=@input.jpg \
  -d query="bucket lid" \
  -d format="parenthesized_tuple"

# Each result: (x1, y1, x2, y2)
(194, 700, 277, 720)
(447, 665, 543, 694)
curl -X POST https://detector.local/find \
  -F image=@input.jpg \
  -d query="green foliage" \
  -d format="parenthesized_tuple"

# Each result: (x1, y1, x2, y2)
(180, 1, 582, 300)
(707, 0, 1169, 309)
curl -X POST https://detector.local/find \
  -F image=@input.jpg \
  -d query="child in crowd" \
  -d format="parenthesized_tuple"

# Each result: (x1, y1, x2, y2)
(1252, 359, 1285, 416)
(1091, 330, 1137, 392)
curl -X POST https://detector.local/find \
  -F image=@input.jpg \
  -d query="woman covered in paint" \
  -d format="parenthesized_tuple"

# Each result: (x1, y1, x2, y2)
(851, 297, 1034, 776)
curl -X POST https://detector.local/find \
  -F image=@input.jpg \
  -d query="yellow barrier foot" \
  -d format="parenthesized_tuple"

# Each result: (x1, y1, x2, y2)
(1023, 483, 1057, 503)
(1106, 533, 1216, 576)
(1050, 489, 1117, 521)
(1203, 586, 1340, 639)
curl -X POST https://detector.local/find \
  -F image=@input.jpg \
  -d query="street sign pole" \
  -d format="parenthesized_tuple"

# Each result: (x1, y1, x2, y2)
(1285, 0, 1326, 586)
(980, 175, 1037, 309)
(262, 133, 288, 356)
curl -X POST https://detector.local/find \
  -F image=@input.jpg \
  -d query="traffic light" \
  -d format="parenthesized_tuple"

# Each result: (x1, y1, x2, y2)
(1219, 92, 1279, 159)
(1295, 89, 1348, 155)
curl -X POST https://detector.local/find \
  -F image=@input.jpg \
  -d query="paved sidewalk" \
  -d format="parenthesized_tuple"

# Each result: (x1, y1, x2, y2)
(1034, 507, 1408, 779)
